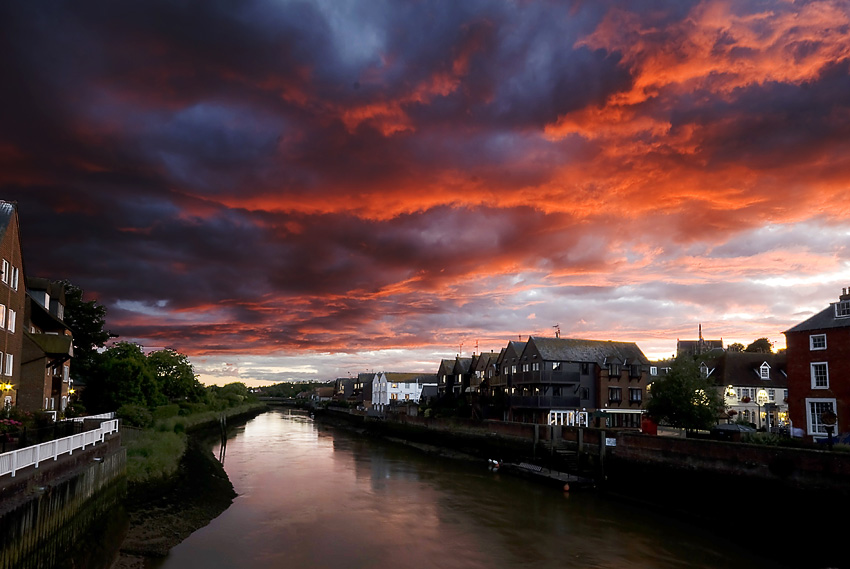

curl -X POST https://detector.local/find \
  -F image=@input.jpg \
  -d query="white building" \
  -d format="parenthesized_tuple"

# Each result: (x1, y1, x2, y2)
(371, 372, 437, 412)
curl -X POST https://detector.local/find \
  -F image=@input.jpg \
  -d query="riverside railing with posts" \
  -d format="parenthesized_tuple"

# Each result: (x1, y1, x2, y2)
(0, 419, 119, 478)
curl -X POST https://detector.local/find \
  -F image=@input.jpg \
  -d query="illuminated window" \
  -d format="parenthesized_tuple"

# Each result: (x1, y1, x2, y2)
(0, 260, 7, 284)
(4, 354, 11, 376)
(552, 362, 561, 371)
(629, 388, 642, 402)
(10, 267, 18, 291)
(532, 362, 539, 371)
(522, 364, 529, 372)
(810, 334, 827, 350)
(0, 305, 5, 329)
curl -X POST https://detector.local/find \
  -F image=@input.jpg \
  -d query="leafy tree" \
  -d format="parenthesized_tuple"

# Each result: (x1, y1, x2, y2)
(148, 349, 204, 402)
(83, 342, 163, 412)
(61, 280, 116, 382)
(645, 356, 722, 432)
(745, 338, 773, 353)
(726, 343, 744, 352)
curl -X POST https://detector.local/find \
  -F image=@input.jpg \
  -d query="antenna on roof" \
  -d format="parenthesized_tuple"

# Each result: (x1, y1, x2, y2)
(475, 340, 479, 355)
(459, 341, 463, 356)
(553, 324, 561, 339)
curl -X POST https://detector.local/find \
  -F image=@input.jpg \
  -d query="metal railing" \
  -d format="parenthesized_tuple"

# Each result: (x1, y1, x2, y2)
(0, 419, 119, 478)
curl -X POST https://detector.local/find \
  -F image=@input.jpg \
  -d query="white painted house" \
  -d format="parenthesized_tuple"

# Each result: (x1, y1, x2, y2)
(371, 372, 437, 412)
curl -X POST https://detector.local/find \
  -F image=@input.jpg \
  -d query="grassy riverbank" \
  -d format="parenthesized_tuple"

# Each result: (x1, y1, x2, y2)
(112, 403, 268, 569)
(123, 402, 267, 485)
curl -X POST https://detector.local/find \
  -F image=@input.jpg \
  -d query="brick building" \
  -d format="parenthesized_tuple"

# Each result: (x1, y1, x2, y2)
(784, 289, 850, 440)
(0, 202, 26, 410)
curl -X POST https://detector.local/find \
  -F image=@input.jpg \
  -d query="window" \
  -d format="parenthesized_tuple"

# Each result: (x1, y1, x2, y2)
(390, 393, 398, 400)
(511, 365, 516, 374)
(522, 364, 529, 372)
(629, 388, 643, 402)
(404, 394, 410, 401)
(836, 301, 850, 318)
(0, 305, 5, 329)
(10, 267, 18, 291)
(391, 383, 398, 388)
(759, 362, 770, 380)
(581, 362, 589, 374)
(4, 353, 11, 376)
(650, 366, 658, 376)
(609, 364, 620, 377)
(1, 260, 7, 284)
(811, 362, 829, 389)
(699, 363, 709, 378)
(532, 362, 539, 371)
(552, 362, 561, 371)
(608, 387, 622, 402)
(810, 334, 827, 350)
(768, 389, 775, 401)
(807, 399, 837, 435)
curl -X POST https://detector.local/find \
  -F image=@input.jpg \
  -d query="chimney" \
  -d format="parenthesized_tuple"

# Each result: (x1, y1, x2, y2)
(841, 288, 850, 301)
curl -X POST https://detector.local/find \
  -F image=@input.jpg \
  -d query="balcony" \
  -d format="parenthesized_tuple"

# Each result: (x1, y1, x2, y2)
(509, 395, 580, 409)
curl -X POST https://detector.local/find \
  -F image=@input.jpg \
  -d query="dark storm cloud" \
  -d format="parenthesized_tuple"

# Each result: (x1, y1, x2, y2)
(3, 0, 850, 374)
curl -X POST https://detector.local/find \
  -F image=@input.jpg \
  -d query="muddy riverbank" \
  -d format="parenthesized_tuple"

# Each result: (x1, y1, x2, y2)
(110, 437, 236, 569)
(110, 406, 267, 569)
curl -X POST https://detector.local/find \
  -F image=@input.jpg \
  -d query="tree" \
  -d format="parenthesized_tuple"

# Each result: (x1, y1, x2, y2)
(645, 356, 722, 431)
(61, 280, 116, 382)
(727, 343, 745, 352)
(745, 338, 773, 353)
(83, 342, 163, 412)
(148, 349, 204, 402)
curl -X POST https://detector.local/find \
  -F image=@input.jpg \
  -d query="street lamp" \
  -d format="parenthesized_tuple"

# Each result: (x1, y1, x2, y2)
(756, 390, 769, 431)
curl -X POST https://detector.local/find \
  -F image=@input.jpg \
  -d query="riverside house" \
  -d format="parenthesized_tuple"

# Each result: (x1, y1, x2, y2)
(505, 336, 651, 427)
(0, 202, 27, 411)
(785, 289, 850, 441)
(371, 372, 437, 412)
(699, 351, 788, 430)
(20, 278, 74, 414)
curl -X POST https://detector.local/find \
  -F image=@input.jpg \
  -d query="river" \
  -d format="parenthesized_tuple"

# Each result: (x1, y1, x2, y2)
(152, 409, 787, 569)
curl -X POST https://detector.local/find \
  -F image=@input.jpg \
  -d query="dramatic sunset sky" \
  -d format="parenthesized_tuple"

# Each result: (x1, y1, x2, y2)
(3, 1, 850, 386)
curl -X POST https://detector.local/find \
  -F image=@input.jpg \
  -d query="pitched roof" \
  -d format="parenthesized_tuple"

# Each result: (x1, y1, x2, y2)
(0, 201, 15, 239)
(784, 303, 850, 333)
(700, 351, 787, 388)
(383, 372, 427, 382)
(528, 336, 649, 365)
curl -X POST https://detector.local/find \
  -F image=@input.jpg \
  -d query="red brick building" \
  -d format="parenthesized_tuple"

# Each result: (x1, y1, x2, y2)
(0, 202, 26, 411)
(784, 289, 850, 441)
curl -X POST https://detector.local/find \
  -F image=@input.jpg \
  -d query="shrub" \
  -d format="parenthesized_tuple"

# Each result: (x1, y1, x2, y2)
(117, 404, 153, 428)
(152, 404, 180, 421)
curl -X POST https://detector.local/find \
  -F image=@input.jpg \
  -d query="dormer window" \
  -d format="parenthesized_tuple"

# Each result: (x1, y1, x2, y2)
(836, 300, 850, 318)
(699, 362, 709, 378)
(759, 362, 770, 380)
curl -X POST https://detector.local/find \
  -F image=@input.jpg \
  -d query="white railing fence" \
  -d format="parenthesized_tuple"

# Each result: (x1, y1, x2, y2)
(0, 419, 119, 478)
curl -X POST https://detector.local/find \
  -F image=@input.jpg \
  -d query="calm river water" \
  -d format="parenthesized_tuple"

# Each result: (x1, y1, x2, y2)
(153, 409, 787, 569)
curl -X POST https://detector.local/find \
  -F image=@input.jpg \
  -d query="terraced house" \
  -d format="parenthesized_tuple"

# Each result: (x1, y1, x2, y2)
(506, 336, 651, 427)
